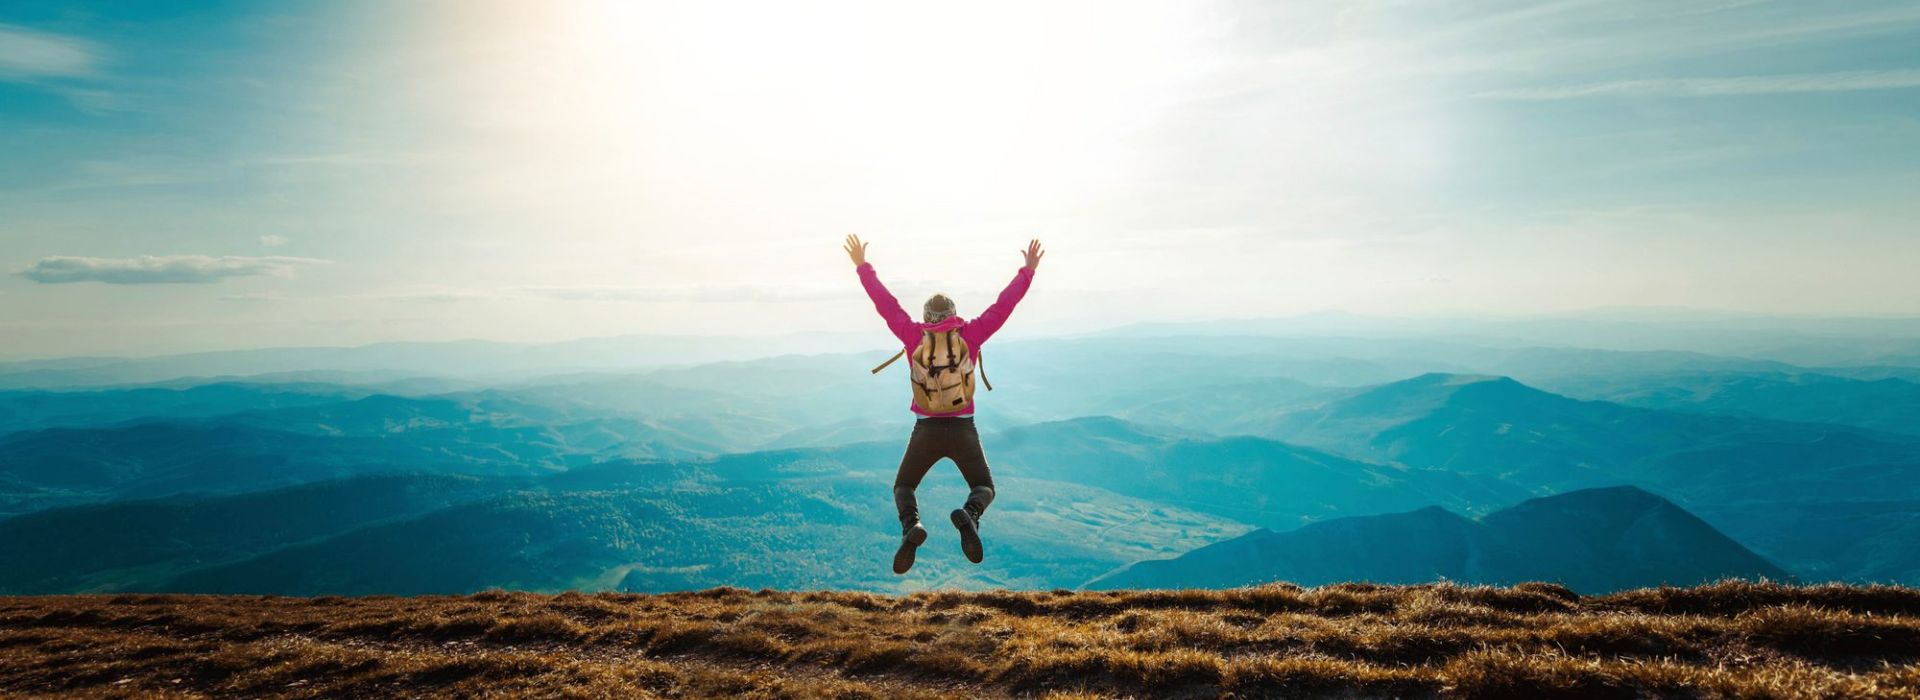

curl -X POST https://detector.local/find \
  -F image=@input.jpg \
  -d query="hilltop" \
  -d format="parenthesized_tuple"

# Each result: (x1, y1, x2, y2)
(5, 581, 1919, 698)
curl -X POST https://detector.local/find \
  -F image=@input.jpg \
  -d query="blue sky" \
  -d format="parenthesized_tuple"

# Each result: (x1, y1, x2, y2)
(3, 0, 1919, 359)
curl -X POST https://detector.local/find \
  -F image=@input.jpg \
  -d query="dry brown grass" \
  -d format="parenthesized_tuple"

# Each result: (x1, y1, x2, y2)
(3, 581, 1919, 698)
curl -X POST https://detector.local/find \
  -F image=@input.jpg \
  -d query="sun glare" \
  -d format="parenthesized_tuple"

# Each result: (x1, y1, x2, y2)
(442, 1, 1215, 223)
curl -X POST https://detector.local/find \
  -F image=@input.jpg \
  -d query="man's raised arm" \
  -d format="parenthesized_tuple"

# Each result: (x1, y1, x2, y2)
(966, 239, 1044, 344)
(845, 234, 919, 346)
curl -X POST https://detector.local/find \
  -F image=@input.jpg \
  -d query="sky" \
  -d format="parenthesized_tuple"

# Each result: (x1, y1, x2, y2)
(3, 0, 1919, 359)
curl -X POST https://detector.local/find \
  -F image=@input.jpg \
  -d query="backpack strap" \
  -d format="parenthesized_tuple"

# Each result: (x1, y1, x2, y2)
(870, 348, 905, 374)
(922, 329, 939, 373)
(978, 350, 992, 391)
(871, 328, 933, 374)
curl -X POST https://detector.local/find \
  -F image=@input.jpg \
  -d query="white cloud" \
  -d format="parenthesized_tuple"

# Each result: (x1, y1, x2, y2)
(1479, 69, 1920, 101)
(258, 235, 289, 247)
(19, 255, 326, 284)
(0, 24, 102, 81)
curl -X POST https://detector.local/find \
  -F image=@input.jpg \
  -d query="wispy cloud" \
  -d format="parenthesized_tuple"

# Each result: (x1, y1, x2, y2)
(19, 255, 326, 284)
(258, 235, 289, 247)
(354, 285, 857, 304)
(0, 24, 102, 81)
(366, 289, 500, 304)
(219, 292, 288, 303)
(518, 285, 857, 303)
(1480, 69, 1920, 101)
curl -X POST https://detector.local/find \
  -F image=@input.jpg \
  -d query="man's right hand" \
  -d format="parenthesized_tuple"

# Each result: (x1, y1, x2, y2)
(844, 234, 870, 267)
(1021, 238, 1045, 271)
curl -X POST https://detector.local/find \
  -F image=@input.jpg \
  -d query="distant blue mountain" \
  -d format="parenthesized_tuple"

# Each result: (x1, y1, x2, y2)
(1262, 373, 1920, 584)
(1690, 499, 1920, 585)
(1543, 371, 1920, 437)
(0, 392, 722, 517)
(0, 474, 503, 594)
(1266, 373, 1920, 500)
(0, 382, 363, 435)
(1099, 312, 1920, 367)
(988, 416, 1527, 528)
(1090, 486, 1789, 593)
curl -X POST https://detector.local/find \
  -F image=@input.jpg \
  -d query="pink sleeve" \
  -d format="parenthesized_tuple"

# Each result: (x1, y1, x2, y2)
(856, 263, 921, 346)
(962, 266, 1034, 346)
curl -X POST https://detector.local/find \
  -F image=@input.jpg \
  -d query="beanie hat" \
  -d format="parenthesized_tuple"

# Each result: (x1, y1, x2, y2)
(923, 294, 956, 323)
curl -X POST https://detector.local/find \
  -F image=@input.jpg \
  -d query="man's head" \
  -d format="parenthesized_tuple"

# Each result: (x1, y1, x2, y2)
(923, 294, 956, 323)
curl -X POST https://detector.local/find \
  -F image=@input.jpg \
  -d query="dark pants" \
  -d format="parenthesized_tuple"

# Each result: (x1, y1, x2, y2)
(892, 416, 995, 532)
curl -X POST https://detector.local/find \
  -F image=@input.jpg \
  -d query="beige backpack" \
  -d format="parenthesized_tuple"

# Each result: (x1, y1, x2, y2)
(871, 329, 992, 413)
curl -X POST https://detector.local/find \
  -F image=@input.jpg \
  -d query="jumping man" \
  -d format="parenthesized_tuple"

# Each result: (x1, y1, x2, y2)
(844, 234, 1043, 574)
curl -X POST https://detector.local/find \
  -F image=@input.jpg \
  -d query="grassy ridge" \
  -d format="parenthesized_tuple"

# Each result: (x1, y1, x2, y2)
(4, 581, 1920, 698)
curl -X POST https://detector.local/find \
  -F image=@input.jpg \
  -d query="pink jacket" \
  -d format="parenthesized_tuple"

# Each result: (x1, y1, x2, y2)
(857, 262, 1035, 417)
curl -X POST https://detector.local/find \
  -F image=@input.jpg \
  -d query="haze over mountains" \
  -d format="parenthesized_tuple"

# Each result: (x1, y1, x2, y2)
(4, 310, 1920, 595)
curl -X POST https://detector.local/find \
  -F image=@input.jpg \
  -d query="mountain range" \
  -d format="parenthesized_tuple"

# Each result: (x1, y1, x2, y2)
(0, 410, 1833, 595)
(1092, 486, 1789, 593)
(5, 324, 1920, 594)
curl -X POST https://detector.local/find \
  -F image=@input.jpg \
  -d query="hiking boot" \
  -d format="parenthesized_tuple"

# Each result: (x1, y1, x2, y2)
(950, 508, 983, 564)
(893, 521, 928, 575)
